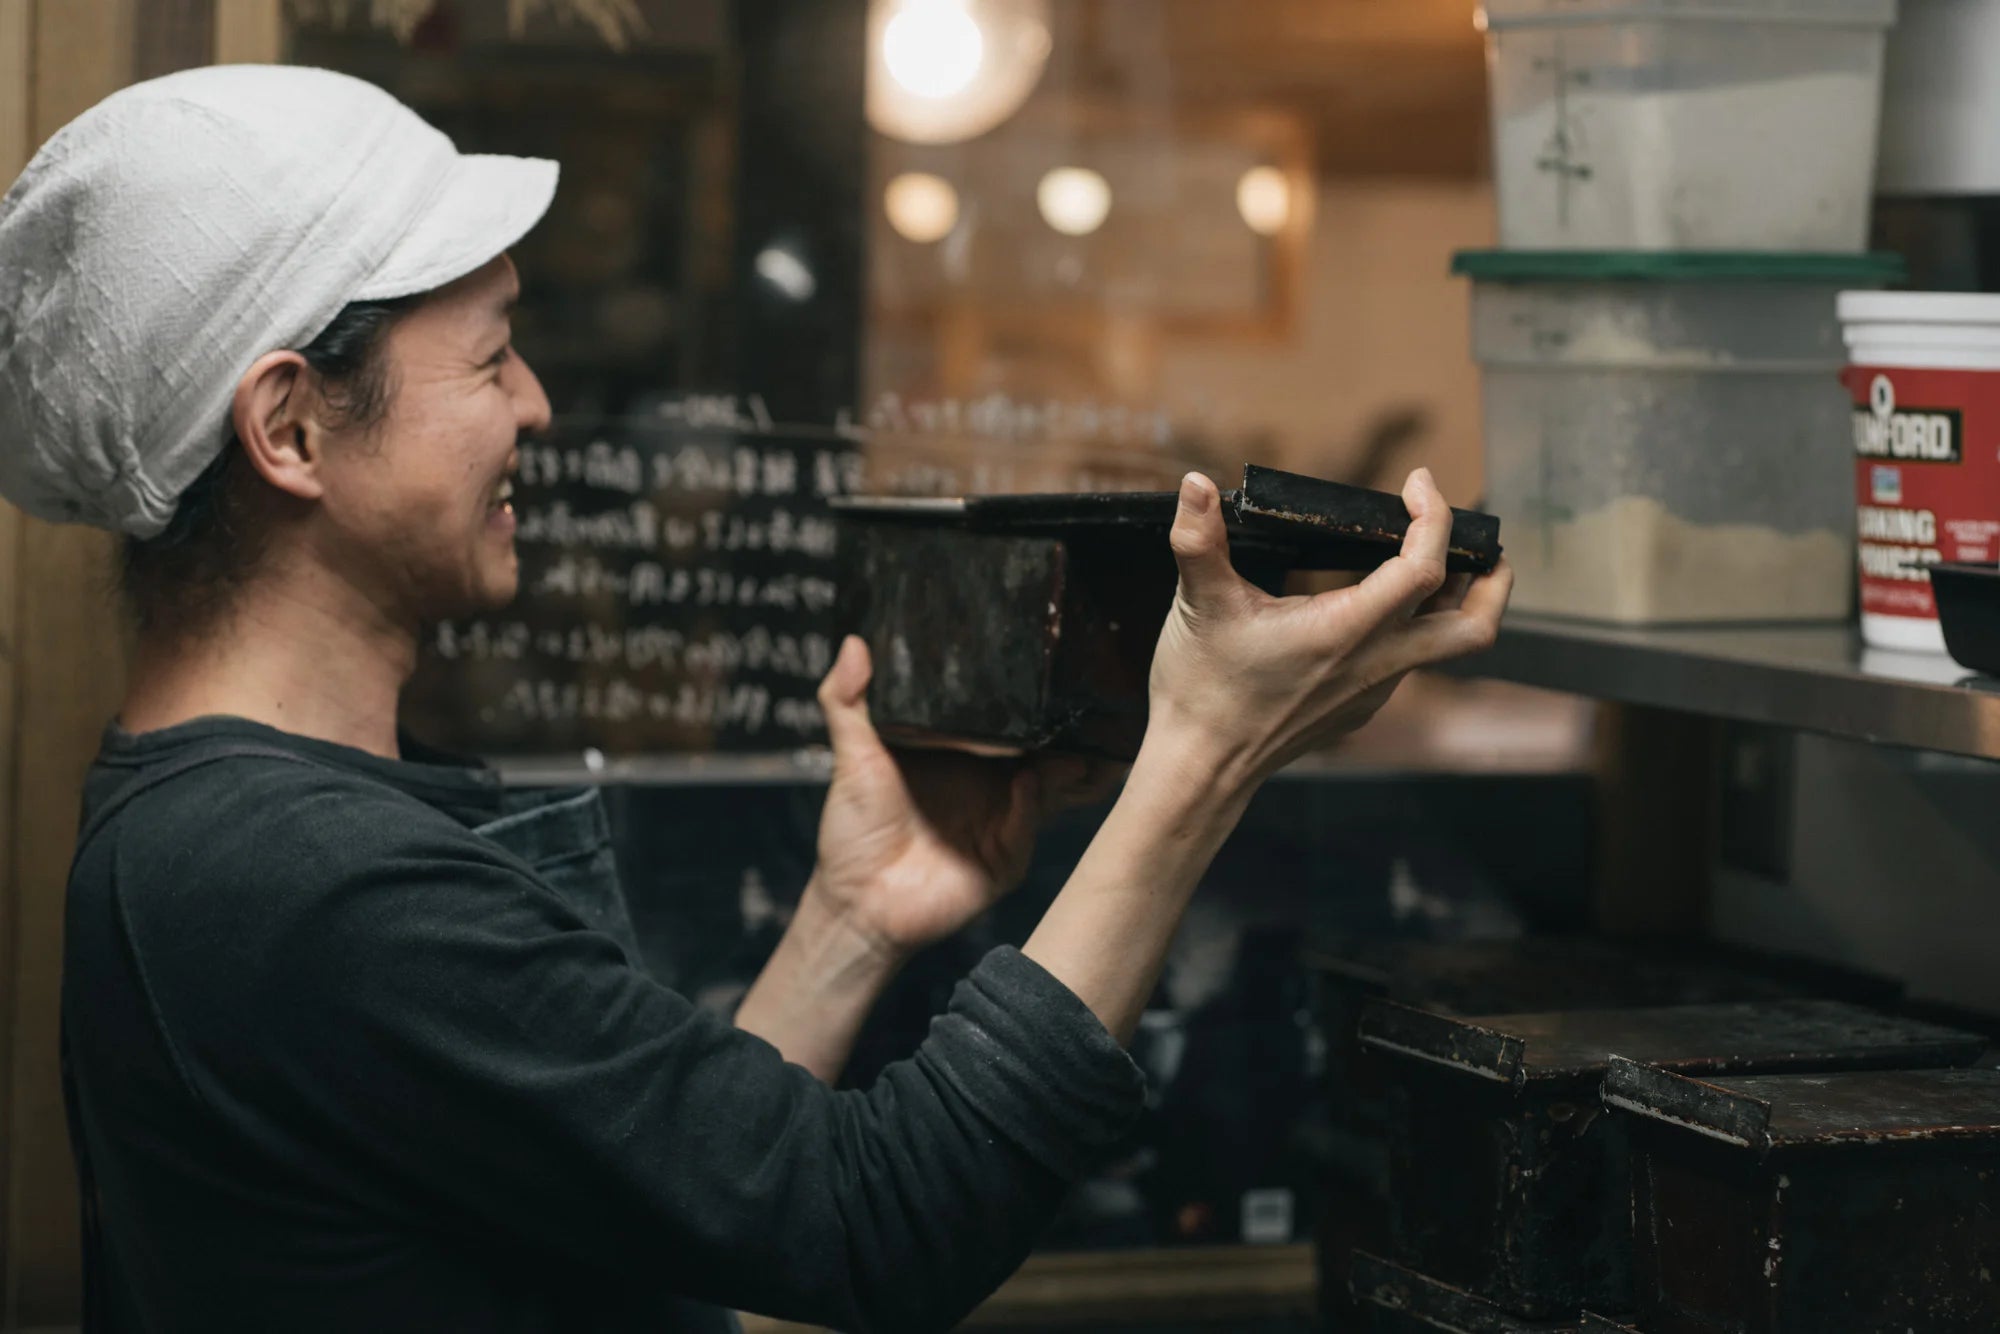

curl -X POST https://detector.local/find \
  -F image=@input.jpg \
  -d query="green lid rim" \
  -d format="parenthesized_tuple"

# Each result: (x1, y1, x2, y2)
(1450, 249, 1907, 284)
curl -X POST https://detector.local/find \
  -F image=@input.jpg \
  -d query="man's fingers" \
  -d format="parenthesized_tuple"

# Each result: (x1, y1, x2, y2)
(1168, 472, 1244, 613)
(816, 634, 885, 761)
(1328, 468, 1454, 634)
(1371, 559, 1514, 672)
(1459, 557, 1514, 625)
(1000, 765, 1042, 851)
(1420, 572, 1474, 617)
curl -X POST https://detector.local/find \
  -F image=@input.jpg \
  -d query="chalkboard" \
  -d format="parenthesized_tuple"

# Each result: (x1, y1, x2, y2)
(402, 403, 862, 755)
(400, 392, 1196, 761)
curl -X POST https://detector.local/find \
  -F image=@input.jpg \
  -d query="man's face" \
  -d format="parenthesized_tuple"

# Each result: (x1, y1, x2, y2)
(312, 255, 549, 624)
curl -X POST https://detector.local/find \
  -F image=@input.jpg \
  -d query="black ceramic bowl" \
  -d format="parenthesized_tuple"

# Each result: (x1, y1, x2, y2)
(1927, 562, 2000, 676)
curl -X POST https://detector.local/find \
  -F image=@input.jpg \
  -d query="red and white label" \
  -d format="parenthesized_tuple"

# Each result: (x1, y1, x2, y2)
(1847, 365, 2000, 623)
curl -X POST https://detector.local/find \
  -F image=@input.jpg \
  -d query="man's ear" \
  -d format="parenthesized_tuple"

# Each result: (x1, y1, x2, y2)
(231, 351, 326, 502)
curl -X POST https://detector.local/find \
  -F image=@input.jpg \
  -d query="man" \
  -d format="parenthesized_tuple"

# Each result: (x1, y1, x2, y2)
(0, 65, 1510, 1331)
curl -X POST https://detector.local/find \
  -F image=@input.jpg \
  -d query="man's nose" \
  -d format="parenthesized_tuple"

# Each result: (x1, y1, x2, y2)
(508, 353, 552, 434)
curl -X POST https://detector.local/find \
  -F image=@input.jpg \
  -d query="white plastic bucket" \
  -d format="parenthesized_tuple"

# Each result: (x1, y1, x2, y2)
(1839, 290, 2000, 652)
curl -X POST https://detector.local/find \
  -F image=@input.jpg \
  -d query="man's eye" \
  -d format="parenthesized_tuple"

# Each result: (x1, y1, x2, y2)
(486, 345, 512, 370)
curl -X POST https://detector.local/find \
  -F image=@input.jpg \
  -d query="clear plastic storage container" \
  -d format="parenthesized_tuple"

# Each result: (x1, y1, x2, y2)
(1459, 250, 1901, 624)
(1483, 0, 1898, 251)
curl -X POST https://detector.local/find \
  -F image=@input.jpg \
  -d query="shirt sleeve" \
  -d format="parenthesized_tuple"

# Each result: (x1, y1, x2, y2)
(123, 768, 1145, 1333)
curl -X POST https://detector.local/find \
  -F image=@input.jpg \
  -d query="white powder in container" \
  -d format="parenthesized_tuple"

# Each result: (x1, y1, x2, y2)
(1505, 495, 1852, 624)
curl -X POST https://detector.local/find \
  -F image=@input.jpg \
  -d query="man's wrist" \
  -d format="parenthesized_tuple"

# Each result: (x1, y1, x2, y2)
(789, 873, 913, 988)
(736, 875, 909, 1081)
(1128, 715, 1263, 830)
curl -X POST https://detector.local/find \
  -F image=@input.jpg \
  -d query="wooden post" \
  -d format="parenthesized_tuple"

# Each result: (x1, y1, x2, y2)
(5, 0, 223, 1321)
(213, 0, 282, 64)
(0, 0, 32, 1321)
(9, 4, 135, 1316)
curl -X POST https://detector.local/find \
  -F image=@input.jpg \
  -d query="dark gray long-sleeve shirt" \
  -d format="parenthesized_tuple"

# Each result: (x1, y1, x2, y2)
(63, 717, 1144, 1332)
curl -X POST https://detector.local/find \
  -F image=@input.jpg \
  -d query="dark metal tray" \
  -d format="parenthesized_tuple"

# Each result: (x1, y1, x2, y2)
(832, 463, 1503, 574)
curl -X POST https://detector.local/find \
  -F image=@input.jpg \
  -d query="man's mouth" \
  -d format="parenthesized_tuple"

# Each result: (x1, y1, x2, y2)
(491, 476, 515, 516)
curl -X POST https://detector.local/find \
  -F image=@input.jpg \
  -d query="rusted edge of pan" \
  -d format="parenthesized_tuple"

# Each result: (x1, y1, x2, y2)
(1236, 463, 1502, 572)
(1601, 1056, 1775, 1153)
(1358, 1000, 1530, 1087)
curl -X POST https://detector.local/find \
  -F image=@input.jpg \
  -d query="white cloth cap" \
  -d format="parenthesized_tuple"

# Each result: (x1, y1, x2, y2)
(0, 65, 558, 537)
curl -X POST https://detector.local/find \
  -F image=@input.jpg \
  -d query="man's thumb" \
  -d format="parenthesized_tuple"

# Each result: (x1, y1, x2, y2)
(817, 634, 884, 761)
(1168, 472, 1238, 610)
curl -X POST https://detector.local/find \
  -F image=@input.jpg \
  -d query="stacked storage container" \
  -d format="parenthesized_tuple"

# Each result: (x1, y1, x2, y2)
(1461, 0, 1903, 624)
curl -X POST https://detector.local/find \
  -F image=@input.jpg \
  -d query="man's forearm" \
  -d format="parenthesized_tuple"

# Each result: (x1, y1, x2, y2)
(1022, 729, 1254, 1045)
(733, 877, 907, 1082)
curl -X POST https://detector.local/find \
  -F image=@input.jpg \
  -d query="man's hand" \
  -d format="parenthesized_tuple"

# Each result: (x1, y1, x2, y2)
(1145, 468, 1511, 799)
(1024, 468, 1512, 1042)
(735, 637, 1117, 1082)
(810, 635, 1119, 961)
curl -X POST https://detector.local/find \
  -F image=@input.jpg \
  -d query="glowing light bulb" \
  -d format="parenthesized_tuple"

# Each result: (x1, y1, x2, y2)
(868, 0, 1051, 145)
(884, 172, 961, 243)
(882, 0, 985, 100)
(1236, 166, 1292, 236)
(1037, 167, 1111, 237)
(754, 245, 816, 302)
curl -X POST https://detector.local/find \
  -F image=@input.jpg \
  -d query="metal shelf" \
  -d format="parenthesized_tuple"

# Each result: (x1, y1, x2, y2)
(491, 750, 835, 787)
(1450, 615, 2000, 761)
(489, 734, 1589, 787)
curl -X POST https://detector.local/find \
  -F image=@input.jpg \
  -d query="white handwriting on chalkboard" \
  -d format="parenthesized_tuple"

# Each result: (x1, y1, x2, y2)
(650, 394, 775, 435)
(513, 504, 838, 558)
(812, 450, 867, 497)
(487, 676, 825, 736)
(863, 457, 1163, 498)
(428, 426, 864, 749)
(436, 620, 834, 682)
(850, 392, 1174, 448)
(429, 620, 533, 661)
(519, 442, 817, 499)
(537, 556, 837, 612)
(514, 500, 660, 550)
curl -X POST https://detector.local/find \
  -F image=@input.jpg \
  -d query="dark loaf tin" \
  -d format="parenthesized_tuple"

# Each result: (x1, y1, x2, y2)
(834, 465, 1502, 758)
(1605, 1061, 2000, 1334)
(1306, 937, 1899, 1327)
(1355, 998, 1984, 1320)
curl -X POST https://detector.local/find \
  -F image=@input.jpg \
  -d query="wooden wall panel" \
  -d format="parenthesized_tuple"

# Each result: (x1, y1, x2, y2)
(213, 0, 281, 64)
(7, 533, 127, 1329)
(0, 2, 27, 177)
(10, 2, 137, 1313)
(135, 0, 213, 81)
(7, 1, 220, 1321)
(0, 0, 30, 1321)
